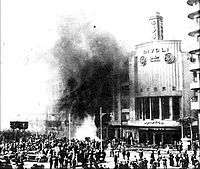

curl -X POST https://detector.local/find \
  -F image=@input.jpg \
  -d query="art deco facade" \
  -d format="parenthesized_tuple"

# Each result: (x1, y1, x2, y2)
(110, 12, 195, 145)
(187, 0, 200, 138)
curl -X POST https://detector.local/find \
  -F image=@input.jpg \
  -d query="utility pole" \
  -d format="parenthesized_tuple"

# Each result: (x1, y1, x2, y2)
(100, 107, 106, 151)
(100, 107, 103, 151)
(69, 113, 71, 145)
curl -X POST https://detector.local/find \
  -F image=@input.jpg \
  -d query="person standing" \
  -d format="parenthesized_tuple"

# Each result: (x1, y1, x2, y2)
(54, 155, 59, 168)
(175, 153, 180, 167)
(114, 152, 118, 167)
(126, 150, 130, 161)
(139, 149, 143, 159)
(143, 158, 148, 169)
(162, 156, 167, 169)
(122, 148, 126, 160)
(49, 155, 53, 169)
(152, 161, 157, 169)
(169, 153, 174, 166)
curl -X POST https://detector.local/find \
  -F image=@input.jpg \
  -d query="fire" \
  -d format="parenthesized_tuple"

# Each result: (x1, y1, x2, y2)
(74, 115, 99, 140)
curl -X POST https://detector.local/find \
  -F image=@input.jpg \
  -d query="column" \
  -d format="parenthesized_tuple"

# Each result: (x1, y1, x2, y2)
(117, 92, 121, 124)
(197, 71, 200, 83)
(130, 98, 136, 121)
(169, 97, 173, 120)
(141, 99, 144, 120)
(115, 129, 118, 138)
(146, 132, 148, 143)
(153, 132, 156, 145)
(149, 98, 152, 120)
(161, 133, 164, 145)
(159, 97, 162, 120)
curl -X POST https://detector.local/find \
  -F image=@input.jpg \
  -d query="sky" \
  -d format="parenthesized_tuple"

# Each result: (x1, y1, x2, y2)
(1, 0, 197, 130)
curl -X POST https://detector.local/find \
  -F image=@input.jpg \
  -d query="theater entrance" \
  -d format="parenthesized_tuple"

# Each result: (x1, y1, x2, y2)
(139, 128, 181, 145)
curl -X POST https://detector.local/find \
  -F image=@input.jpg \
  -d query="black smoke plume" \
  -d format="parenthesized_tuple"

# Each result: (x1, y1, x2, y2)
(54, 18, 128, 127)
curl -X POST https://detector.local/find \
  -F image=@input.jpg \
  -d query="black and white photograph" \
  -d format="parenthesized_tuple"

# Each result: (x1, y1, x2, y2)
(1, 0, 200, 168)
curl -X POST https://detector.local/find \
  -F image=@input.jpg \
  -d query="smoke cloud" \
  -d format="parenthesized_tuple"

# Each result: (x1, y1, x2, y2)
(53, 17, 128, 127)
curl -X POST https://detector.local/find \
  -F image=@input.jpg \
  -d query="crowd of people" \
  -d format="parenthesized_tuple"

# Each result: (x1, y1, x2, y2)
(0, 133, 200, 169)
(111, 148, 200, 169)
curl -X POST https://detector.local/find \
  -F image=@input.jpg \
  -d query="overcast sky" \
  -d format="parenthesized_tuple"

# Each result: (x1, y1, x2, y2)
(1, 0, 196, 130)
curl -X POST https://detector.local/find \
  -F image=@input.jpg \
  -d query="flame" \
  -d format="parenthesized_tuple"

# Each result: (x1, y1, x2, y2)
(74, 115, 99, 140)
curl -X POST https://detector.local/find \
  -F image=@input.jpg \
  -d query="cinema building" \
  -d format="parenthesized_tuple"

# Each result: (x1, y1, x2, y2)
(110, 12, 194, 145)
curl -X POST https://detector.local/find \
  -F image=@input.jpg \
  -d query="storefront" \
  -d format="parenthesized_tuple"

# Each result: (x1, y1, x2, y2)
(127, 120, 181, 144)
(138, 127, 181, 145)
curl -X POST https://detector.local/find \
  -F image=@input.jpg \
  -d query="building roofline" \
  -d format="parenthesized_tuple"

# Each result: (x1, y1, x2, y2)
(135, 40, 182, 49)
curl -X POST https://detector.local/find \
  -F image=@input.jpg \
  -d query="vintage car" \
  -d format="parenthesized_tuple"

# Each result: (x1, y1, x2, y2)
(36, 153, 48, 162)
(30, 164, 44, 169)
(26, 151, 48, 162)
(26, 151, 38, 162)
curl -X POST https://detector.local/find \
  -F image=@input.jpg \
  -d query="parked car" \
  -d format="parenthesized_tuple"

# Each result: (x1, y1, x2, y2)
(31, 164, 44, 169)
(26, 151, 48, 162)
(26, 151, 38, 162)
(36, 153, 48, 162)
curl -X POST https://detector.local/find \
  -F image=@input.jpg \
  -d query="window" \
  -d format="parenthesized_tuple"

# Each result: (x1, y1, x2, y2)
(121, 98, 130, 109)
(121, 85, 129, 96)
(154, 87, 158, 92)
(193, 72, 197, 82)
(173, 97, 180, 120)
(135, 98, 142, 119)
(121, 112, 129, 122)
(143, 98, 150, 119)
(161, 97, 170, 119)
(172, 86, 176, 91)
(162, 87, 166, 91)
(151, 97, 159, 119)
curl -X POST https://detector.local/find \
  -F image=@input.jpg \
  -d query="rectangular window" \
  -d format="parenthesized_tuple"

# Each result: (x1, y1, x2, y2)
(121, 97, 129, 109)
(151, 97, 159, 119)
(173, 97, 180, 120)
(161, 97, 170, 119)
(135, 98, 142, 120)
(121, 85, 129, 96)
(143, 98, 150, 119)
(121, 112, 129, 122)
(114, 99, 118, 121)
(193, 72, 197, 82)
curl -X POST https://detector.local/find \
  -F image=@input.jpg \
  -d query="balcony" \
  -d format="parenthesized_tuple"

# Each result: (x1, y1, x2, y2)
(188, 29, 200, 37)
(188, 10, 200, 19)
(187, 0, 200, 6)
(189, 49, 200, 55)
(191, 101, 200, 110)
(190, 60, 200, 71)
(190, 81, 200, 90)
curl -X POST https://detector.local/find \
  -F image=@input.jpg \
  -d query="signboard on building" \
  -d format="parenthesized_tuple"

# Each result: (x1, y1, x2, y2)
(128, 120, 180, 127)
